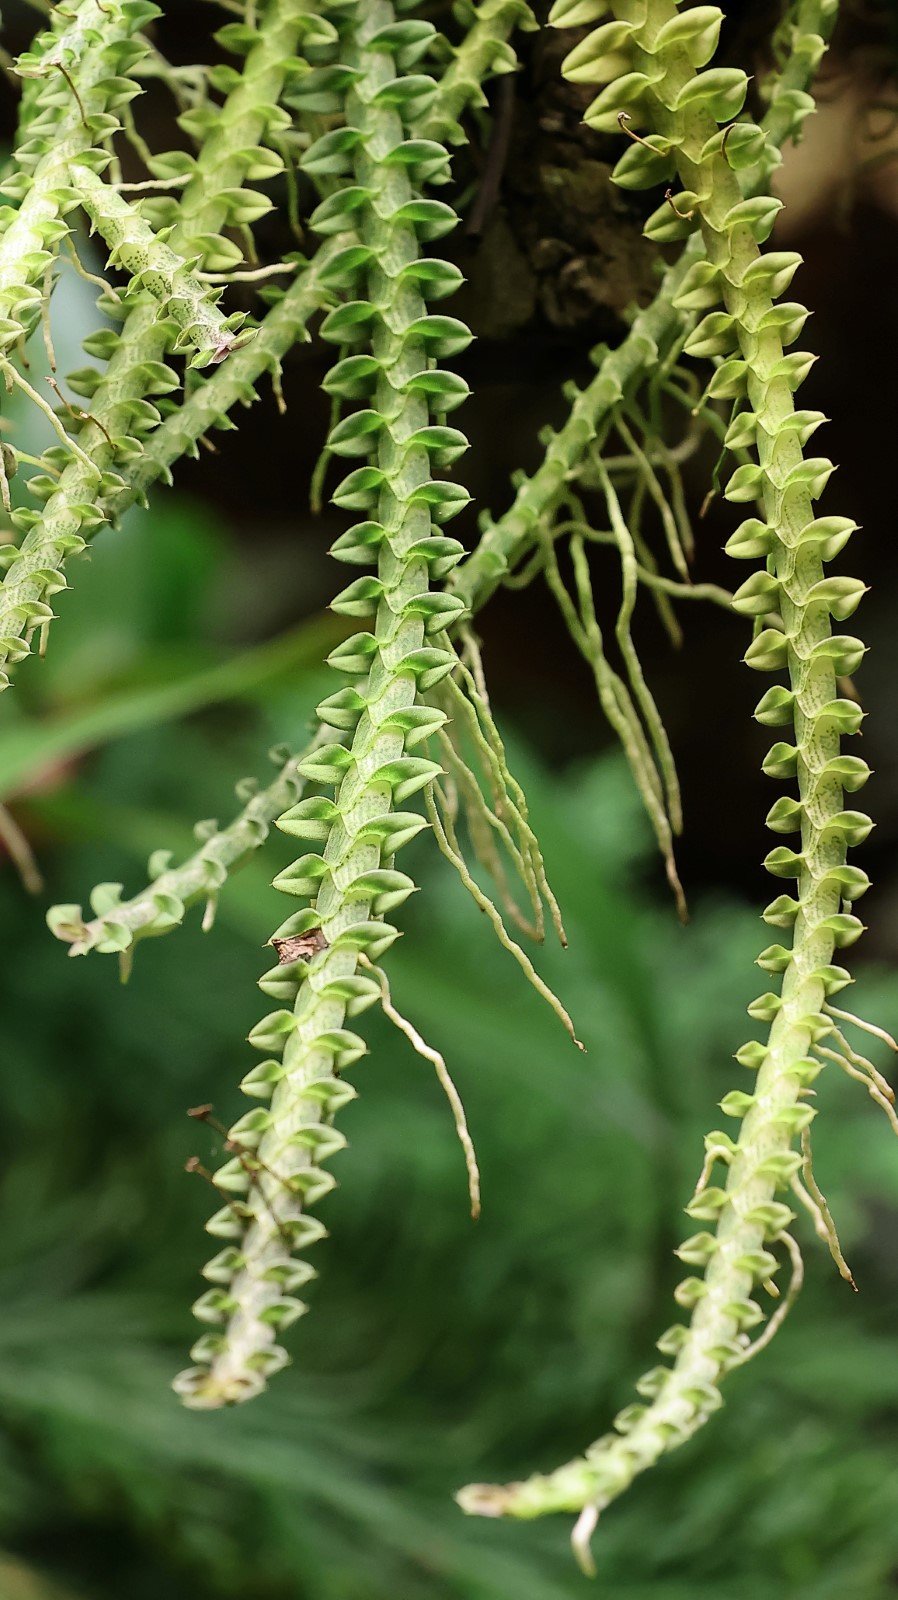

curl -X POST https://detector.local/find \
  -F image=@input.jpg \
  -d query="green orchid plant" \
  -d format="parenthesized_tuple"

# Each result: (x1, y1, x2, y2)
(0, 0, 890, 1572)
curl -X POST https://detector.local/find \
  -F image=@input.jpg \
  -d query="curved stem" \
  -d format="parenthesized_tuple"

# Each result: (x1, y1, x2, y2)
(458, 0, 856, 1533)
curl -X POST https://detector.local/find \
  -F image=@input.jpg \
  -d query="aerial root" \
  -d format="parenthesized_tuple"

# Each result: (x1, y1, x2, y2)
(440, 630, 568, 947)
(0, 360, 99, 479)
(0, 803, 43, 894)
(437, 725, 543, 943)
(792, 1127, 857, 1289)
(361, 955, 481, 1220)
(613, 412, 690, 582)
(537, 519, 686, 919)
(425, 783, 584, 1052)
(826, 1003, 898, 1079)
(588, 463, 682, 835)
(730, 1232, 805, 1366)
(816, 1041, 898, 1137)
(571, 1503, 600, 1577)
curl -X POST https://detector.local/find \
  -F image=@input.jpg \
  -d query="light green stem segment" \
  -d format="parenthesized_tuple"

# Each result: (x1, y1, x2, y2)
(174, 0, 470, 1407)
(0, 0, 525, 694)
(0, 0, 158, 354)
(126, 250, 339, 501)
(423, 0, 537, 141)
(0, 0, 309, 691)
(72, 164, 248, 367)
(45, 0, 832, 953)
(48, 748, 314, 958)
(453, 0, 835, 614)
(458, 0, 862, 1527)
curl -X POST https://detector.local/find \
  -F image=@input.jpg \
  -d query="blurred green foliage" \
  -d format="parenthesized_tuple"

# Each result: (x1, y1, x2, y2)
(0, 502, 897, 1599)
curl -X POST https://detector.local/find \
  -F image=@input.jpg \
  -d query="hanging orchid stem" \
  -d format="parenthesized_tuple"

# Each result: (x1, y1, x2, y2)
(0, 0, 161, 356)
(5, 0, 886, 1545)
(457, 0, 868, 1546)
(360, 953, 481, 1219)
(0, 0, 536, 696)
(72, 161, 252, 367)
(173, 0, 480, 1409)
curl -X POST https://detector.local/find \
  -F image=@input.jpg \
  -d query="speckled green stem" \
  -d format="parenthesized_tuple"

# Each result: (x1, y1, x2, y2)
(454, 0, 836, 613)
(458, 0, 862, 1528)
(174, 0, 473, 1407)
(423, 0, 537, 142)
(72, 164, 249, 366)
(0, 0, 538, 693)
(0, 0, 159, 353)
(0, 0, 311, 689)
(48, 0, 832, 956)
(126, 247, 341, 502)
(48, 746, 314, 958)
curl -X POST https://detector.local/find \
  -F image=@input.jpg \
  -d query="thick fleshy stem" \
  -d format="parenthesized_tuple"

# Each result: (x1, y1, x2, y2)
(46, 0, 834, 941)
(3, 0, 546, 787)
(72, 163, 251, 367)
(423, 0, 537, 144)
(126, 245, 341, 499)
(47, 0, 832, 947)
(47, 743, 315, 959)
(173, 0, 475, 1408)
(0, 0, 819, 694)
(453, 0, 837, 613)
(1, 0, 532, 687)
(3, 0, 534, 592)
(0, 0, 313, 690)
(457, 0, 864, 1538)
(0, 0, 160, 354)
